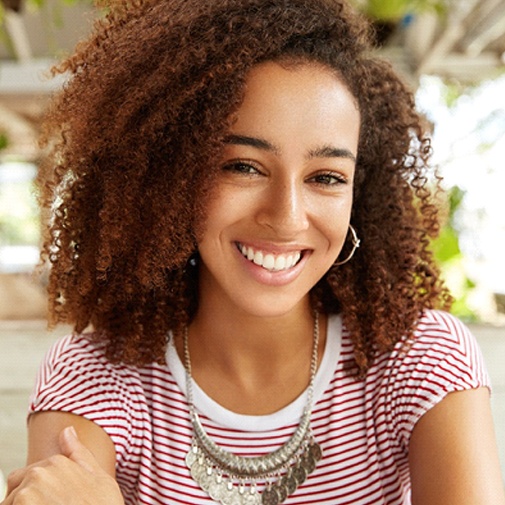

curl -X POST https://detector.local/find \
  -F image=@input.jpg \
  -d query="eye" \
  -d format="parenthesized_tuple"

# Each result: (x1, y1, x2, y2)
(222, 160, 262, 176)
(308, 171, 348, 186)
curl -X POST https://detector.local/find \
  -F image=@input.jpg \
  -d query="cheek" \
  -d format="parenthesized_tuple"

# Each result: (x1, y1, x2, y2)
(193, 186, 228, 243)
(195, 200, 234, 249)
(329, 226, 351, 256)
(200, 182, 254, 233)
(317, 200, 353, 253)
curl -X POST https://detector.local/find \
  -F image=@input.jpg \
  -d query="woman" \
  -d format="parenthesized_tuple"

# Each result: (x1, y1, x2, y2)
(3, 0, 504, 504)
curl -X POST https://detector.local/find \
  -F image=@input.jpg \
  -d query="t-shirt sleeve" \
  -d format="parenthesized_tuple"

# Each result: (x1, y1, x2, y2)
(386, 310, 491, 449)
(29, 334, 143, 465)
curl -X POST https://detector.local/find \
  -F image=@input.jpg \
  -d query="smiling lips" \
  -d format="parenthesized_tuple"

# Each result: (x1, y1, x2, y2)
(237, 243, 303, 272)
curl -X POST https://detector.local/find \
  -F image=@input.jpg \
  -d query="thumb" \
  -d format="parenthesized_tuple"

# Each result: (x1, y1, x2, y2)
(59, 426, 99, 473)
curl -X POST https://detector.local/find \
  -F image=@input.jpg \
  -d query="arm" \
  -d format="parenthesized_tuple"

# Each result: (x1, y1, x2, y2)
(27, 411, 117, 472)
(409, 387, 505, 505)
(2, 412, 124, 505)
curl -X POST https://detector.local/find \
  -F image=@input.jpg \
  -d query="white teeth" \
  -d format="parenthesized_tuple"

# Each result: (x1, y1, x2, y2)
(253, 251, 263, 265)
(274, 255, 286, 270)
(285, 255, 294, 269)
(238, 244, 302, 272)
(263, 254, 275, 270)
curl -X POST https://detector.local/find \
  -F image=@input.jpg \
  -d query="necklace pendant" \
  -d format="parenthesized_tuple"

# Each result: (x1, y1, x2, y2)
(189, 458, 204, 482)
(210, 479, 231, 503)
(190, 459, 212, 492)
(217, 480, 262, 505)
(291, 463, 307, 487)
(279, 469, 298, 495)
(261, 487, 280, 505)
(222, 485, 241, 505)
(274, 480, 288, 503)
(185, 443, 199, 467)
(208, 477, 225, 502)
(309, 440, 323, 462)
(239, 489, 262, 505)
(301, 452, 316, 474)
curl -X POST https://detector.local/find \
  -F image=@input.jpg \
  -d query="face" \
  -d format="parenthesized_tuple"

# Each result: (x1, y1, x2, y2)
(197, 61, 360, 318)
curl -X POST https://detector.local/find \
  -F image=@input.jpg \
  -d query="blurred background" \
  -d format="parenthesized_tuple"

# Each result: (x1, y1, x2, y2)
(0, 0, 504, 490)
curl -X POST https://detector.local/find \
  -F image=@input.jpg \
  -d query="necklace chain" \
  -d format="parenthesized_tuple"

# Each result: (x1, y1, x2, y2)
(183, 313, 322, 505)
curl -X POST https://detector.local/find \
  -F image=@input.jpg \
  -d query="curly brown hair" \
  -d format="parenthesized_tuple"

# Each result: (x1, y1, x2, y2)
(37, 0, 451, 373)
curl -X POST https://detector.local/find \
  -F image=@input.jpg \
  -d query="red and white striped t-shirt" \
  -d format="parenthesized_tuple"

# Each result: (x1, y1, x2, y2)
(30, 310, 490, 504)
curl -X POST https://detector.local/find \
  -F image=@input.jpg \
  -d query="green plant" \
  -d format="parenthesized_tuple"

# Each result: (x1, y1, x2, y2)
(0, 0, 94, 22)
(431, 185, 478, 321)
(0, 131, 8, 151)
(352, 0, 447, 21)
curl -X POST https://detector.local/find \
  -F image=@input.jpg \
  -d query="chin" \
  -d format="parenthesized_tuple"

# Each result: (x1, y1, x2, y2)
(231, 294, 311, 320)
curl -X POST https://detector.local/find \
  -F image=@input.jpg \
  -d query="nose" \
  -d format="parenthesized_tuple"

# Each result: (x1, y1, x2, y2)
(256, 178, 310, 237)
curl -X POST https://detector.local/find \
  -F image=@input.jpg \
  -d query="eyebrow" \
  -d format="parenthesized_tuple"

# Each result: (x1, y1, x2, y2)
(224, 134, 356, 162)
(308, 145, 356, 163)
(224, 134, 280, 154)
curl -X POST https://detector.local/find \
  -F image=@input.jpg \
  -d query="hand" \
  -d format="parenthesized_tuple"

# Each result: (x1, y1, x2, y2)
(2, 426, 124, 505)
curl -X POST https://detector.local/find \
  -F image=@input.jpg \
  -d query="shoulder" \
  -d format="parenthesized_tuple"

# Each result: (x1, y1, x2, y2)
(405, 310, 488, 380)
(413, 309, 475, 346)
(34, 333, 123, 388)
(44, 333, 107, 366)
(378, 310, 491, 445)
(387, 309, 490, 387)
(30, 332, 147, 415)
(29, 333, 157, 463)
(38, 332, 144, 376)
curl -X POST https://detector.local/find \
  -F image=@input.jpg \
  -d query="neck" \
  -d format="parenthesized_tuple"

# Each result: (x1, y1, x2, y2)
(177, 291, 325, 415)
(192, 289, 313, 365)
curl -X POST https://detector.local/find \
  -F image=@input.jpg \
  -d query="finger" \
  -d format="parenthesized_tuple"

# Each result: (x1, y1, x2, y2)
(5, 467, 28, 497)
(58, 426, 99, 473)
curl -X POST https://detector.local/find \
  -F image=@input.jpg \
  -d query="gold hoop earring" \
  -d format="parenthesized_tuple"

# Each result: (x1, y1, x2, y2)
(334, 225, 360, 266)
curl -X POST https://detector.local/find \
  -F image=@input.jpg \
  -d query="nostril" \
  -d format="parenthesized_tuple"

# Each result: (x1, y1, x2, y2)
(257, 195, 309, 234)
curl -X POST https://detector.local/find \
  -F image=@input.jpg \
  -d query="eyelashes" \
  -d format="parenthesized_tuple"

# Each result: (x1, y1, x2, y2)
(222, 161, 261, 175)
(308, 172, 348, 186)
(222, 160, 349, 187)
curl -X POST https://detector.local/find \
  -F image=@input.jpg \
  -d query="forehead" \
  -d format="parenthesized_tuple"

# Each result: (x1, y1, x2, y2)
(227, 61, 361, 156)
(234, 60, 359, 120)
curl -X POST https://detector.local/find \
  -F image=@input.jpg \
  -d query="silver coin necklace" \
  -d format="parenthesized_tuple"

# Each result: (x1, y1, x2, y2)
(183, 313, 323, 505)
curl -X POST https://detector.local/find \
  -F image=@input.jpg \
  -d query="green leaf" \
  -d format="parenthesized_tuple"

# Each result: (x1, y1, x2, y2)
(432, 226, 461, 263)
(450, 297, 478, 322)
(361, 0, 448, 21)
(447, 185, 465, 217)
(366, 0, 410, 20)
(0, 132, 8, 151)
